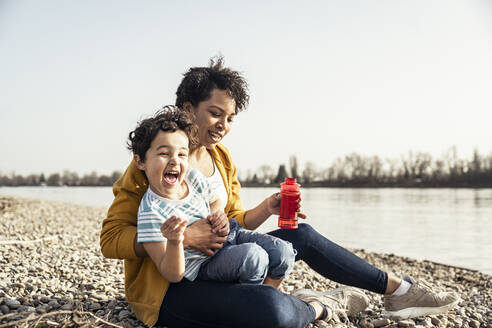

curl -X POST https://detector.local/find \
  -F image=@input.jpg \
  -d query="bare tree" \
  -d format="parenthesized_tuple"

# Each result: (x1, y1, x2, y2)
(274, 164, 289, 184)
(258, 165, 274, 184)
(289, 155, 299, 180)
(302, 161, 318, 184)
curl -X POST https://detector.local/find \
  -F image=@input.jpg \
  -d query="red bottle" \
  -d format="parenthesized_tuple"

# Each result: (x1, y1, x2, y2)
(278, 178, 300, 229)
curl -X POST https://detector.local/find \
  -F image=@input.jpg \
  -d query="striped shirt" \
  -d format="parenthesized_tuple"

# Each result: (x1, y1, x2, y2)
(137, 168, 215, 281)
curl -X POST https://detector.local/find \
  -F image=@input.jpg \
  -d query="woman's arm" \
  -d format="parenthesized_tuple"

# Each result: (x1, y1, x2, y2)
(143, 216, 188, 282)
(243, 193, 307, 230)
(243, 193, 280, 230)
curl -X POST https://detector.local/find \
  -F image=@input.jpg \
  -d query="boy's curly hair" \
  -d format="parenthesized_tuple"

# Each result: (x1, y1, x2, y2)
(175, 55, 249, 113)
(127, 106, 198, 161)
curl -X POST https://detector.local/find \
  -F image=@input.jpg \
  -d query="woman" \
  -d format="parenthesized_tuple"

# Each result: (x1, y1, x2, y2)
(100, 57, 459, 327)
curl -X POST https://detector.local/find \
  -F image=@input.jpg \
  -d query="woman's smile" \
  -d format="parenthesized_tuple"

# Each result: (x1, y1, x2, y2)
(208, 130, 224, 143)
(185, 89, 236, 148)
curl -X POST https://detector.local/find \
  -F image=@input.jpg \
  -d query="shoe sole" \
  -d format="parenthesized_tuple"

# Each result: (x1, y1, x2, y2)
(293, 287, 346, 298)
(383, 298, 460, 320)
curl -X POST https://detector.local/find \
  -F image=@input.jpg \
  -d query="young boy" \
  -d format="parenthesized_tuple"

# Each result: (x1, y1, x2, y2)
(128, 106, 296, 285)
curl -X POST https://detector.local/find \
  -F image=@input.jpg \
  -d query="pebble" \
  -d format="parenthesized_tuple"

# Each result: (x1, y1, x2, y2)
(470, 312, 482, 321)
(61, 302, 73, 310)
(373, 318, 391, 327)
(1, 196, 491, 328)
(5, 298, 21, 309)
(398, 320, 415, 328)
(40, 296, 51, 303)
(18, 305, 36, 312)
(118, 310, 131, 321)
(47, 300, 60, 310)
(469, 319, 480, 328)
(430, 317, 440, 325)
(0, 305, 9, 314)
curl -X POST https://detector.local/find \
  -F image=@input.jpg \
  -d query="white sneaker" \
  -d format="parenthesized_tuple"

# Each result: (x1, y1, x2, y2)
(383, 275, 460, 319)
(293, 287, 370, 320)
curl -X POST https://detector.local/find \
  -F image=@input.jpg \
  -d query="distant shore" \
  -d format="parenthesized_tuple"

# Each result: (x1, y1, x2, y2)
(2, 183, 492, 188)
(0, 196, 490, 328)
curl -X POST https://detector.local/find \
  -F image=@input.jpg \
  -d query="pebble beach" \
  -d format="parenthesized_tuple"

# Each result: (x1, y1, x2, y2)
(0, 196, 490, 328)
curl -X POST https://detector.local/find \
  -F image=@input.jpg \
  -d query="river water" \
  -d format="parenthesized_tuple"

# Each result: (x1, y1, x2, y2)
(1, 186, 491, 274)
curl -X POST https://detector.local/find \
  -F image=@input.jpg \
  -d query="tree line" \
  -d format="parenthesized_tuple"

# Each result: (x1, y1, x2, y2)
(2, 147, 492, 188)
(240, 147, 492, 188)
(0, 170, 122, 187)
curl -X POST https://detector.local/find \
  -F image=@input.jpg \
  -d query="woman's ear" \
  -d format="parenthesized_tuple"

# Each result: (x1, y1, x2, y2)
(182, 101, 193, 113)
(134, 154, 146, 170)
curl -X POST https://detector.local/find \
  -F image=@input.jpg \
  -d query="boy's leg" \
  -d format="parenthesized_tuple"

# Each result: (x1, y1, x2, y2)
(234, 222, 297, 284)
(197, 242, 269, 284)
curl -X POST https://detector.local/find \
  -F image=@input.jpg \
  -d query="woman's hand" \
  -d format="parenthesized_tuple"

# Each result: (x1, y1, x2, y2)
(183, 219, 227, 256)
(266, 193, 307, 219)
(207, 211, 230, 235)
(161, 216, 188, 243)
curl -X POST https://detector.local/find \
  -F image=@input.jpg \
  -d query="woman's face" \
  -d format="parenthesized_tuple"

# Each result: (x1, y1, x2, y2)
(185, 89, 236, 149)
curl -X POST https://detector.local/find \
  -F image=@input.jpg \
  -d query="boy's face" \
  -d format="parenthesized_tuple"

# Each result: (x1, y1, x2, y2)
(135, 130, 189, 198)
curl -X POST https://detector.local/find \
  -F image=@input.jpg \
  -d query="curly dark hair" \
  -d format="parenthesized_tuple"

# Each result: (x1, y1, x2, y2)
(127, 105, 198, 161)
(175, 55, 250, 113)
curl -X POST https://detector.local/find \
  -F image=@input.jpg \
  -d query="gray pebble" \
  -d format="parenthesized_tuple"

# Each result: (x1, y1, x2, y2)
(89, 301, 102, 310)
(48, 299, 60, 309)
(5, 298, 21, 309)
(0, 304, 9, 314)
(18, 305, 36, 312)
(398, 320, 415, 328)
(373, 318, 391, 327)
(61, 302, 73, 310)
(40, 296, 51, 303)
(118, 309, 131, 321)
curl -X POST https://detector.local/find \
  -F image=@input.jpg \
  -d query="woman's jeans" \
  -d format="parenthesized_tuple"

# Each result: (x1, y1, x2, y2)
(157, 223, 388, 328)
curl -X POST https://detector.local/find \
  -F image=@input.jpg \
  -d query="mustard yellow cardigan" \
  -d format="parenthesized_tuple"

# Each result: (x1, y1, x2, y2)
(100, 144, 247, 326)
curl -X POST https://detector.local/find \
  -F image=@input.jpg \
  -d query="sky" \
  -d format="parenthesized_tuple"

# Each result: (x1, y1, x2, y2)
(1, 0, 491, 178)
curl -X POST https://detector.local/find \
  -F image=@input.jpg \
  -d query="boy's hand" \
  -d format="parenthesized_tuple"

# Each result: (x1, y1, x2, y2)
(207, 211, 230, 235)
(161, 216, 188, 243)
(267, 193, 307, 219)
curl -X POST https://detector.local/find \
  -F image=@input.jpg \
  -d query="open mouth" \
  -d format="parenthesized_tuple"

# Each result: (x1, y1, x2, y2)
(208, 131, 223, 143)
(163, 171, 180, 185)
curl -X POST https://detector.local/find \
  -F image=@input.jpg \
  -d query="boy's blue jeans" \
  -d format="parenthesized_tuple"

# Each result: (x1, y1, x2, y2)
(197, 219, 296, 283)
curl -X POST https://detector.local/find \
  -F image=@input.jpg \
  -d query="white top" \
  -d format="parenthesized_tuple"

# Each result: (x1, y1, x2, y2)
(206, 160, 228, 211)
(136, 168, 214, 281)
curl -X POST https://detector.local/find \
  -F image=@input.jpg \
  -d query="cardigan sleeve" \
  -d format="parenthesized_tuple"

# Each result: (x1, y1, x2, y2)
(100, 161, 148, 260)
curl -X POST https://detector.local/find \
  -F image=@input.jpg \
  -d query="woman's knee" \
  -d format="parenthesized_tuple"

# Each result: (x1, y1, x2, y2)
(238, 243, 269, 283)
(297, 223, 315, 236)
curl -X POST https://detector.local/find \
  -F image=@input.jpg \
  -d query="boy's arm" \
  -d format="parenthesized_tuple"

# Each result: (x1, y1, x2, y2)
(207, 197, 229, 235)
(210, 197, 224, 214)
(143, 216, 188, 282)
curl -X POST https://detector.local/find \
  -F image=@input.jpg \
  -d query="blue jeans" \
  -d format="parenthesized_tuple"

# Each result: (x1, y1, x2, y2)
(157, 223, 388, 328)
(197, 219, 296, 283)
